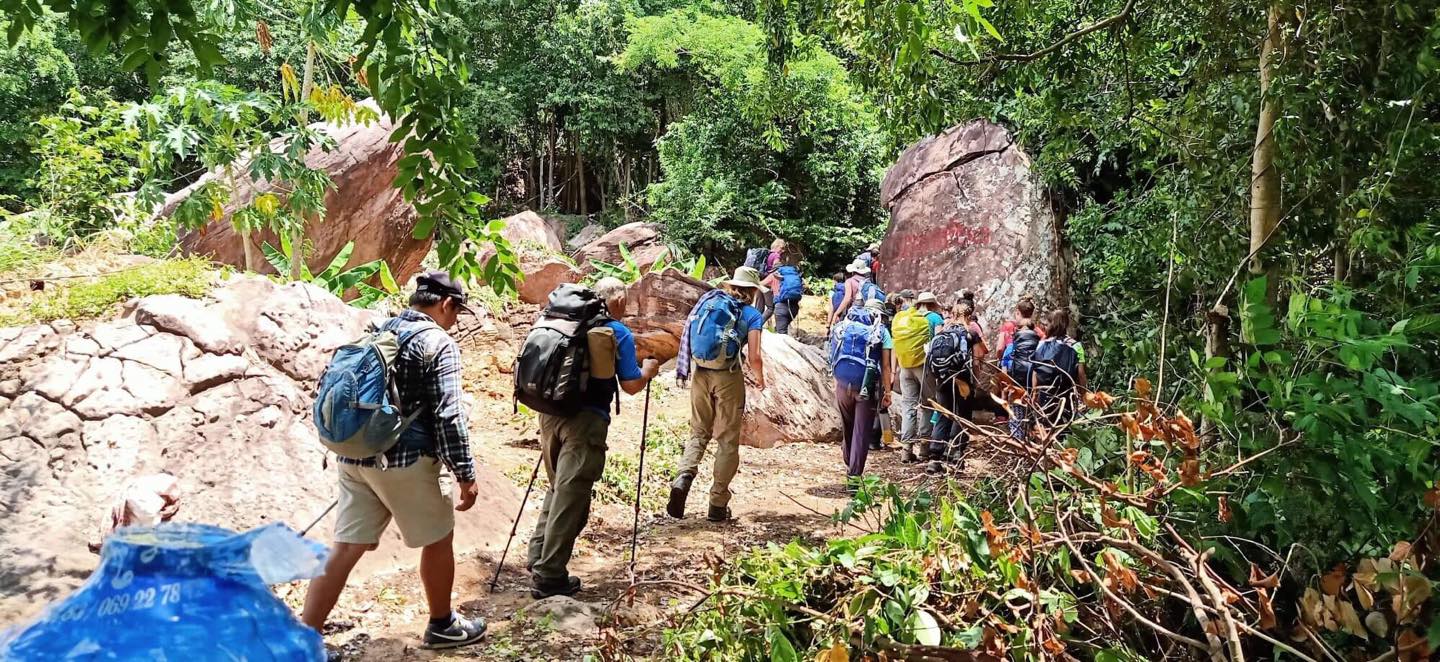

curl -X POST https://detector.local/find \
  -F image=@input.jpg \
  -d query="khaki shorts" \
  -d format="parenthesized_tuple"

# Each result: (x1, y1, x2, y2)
(334, 457, 454, 548)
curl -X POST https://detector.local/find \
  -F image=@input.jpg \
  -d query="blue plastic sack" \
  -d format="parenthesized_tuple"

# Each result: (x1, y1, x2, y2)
(1, 523, 328, 661)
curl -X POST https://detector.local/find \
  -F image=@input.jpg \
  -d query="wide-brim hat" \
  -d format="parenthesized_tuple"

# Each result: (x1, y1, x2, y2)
(726, 266, 764, 290)
(916, 291, 938, 305)
(864, 298, 886, 312)
(847, 262, 871, 275)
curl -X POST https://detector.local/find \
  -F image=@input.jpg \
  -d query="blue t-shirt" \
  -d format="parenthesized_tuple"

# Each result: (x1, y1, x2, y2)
(834, 326, 893, 388)
(925, 311, 944, 333)
(739, 303, 765, 338)
(583, 320, 643, 418)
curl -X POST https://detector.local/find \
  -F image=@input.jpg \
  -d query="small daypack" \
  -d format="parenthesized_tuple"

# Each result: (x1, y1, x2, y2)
(927, 324, 972, 383)
(776, 265, 804, 302)
(313, 320, 441, 459)
(860, 280, 886, 305)
(830, 307, 880, 374)
(830, 281, 846, 313)
(1006, 328, 1042, 384)
(514, 284, 610, 417)
(689, 293, 747, 370)
(1030, 336, 1080, 397)
(743, 248, 769, 273)
(892, 309, 932, 369)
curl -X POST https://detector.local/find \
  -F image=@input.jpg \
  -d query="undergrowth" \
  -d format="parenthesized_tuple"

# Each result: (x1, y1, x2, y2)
(24, 257, 216, 323)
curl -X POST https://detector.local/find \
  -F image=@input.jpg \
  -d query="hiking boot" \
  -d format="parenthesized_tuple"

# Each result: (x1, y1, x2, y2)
(530, 575, 582, 600)
(421, 613, 487, 650)
(925, 460, 946, 475)
(707, 505, 732, 522)
(667, 473, 694, 519)
(900, 444, 920, 463)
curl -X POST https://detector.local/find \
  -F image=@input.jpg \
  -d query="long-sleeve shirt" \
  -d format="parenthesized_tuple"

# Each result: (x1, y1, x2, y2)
(337, 309, 476, 483)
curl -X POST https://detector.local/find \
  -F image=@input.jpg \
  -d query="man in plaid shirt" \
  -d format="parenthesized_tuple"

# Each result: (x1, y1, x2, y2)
(301, 271, 487, 652)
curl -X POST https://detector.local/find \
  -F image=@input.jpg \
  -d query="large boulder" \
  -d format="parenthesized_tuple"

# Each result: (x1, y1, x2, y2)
(573, 222, 669, 274)
(0, 276, 520, 624)
(620, 270, 839, 447)
(163, 100, 432, 285)
(566, 223, 606, 251)
(877, 120, 1068, 334)
(739, 333, 842, 449)
(518, 259, 583, 305)
(482, 210, 577, 304)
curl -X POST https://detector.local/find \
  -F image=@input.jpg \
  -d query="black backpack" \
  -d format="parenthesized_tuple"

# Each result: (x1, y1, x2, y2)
(927, 325, 972, 383)
(1007, 328, 1041, 384)
(1030, 336, 1080, 399)
(514, 284, 610, 417)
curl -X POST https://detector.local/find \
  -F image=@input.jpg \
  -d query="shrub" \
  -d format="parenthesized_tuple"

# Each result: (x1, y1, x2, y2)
(27, 257, 216, 322)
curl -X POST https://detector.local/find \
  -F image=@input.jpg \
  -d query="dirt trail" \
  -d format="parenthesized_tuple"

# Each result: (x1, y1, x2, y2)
(303, 297, 993, 661)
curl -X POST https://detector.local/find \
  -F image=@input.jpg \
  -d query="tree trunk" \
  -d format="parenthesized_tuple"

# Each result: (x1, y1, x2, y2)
(577, 142, 588, 218)
(1247, 3, 1283, 282)
(290, 40, 318, 281)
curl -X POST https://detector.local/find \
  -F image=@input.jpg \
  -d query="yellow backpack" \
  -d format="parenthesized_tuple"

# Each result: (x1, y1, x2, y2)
(892, 308, 932, 368)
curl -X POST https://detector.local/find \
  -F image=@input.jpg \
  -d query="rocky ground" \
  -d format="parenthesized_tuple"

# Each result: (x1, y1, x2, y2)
(306, 297, 1003, 661)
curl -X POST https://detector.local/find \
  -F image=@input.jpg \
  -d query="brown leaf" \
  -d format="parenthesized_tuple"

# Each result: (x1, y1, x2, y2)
(1119, 413, 1141, 438)
(980, 511, 1004, 544)
(255, 21, 273, 55)
(1320, 563, 1347, 596)
(1180, 458, 1202, 486)
(1128, 450, 1151, 466)
(1299, 587, 1323, 627)
(815, 642, 849, 662)
(1393, 573, 1432, 624)
(1258, 588, 1278, 629)
(1425, 487, 1440, 511)
(1354, 558, 1379, 591)
(1070, 569, 1091, 584)
(1249, 563, 1280, 589)
(1398, 628, 1432, 662)
(1218, 495, 1232, 523)
(1169, 411, 1200, 451)
(1337, 599, 1367, 640)
(1042, 637, 1065, 655)
(1083, 391, 1116, 410)
(1390, 540, 1414, 562)
(1135, 377, 1153, 399)
(1356, 583, 1375, 611)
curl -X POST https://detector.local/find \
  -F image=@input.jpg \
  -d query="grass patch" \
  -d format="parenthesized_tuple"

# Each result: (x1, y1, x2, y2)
(0, 236, 59, 275)
(595, 414, 686, 509)
(27, 257, 216, 322)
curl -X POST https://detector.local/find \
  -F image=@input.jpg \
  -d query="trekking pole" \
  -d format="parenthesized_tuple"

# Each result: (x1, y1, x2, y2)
(299, 499, 339, 537)
(489, 454, 543, 593)
(628, 382, 653, 584)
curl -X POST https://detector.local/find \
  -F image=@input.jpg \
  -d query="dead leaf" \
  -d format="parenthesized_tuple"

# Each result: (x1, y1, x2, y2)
(1299, 588, 1323, 627)
(1083, 391, 1116, 410)
(1129, 450, 1151, 466)
(1180, 458, 1201, 486)
(1398, 629, 1432, 662)
(1248, 563, 1280, 589)
(1119, 413, 1141, 438)
(1102, 550, 1139, 593)
(1136, 377, 1153, 399)
(980, 511, 1004, 543)
(1218, 495, 1232, 523)
(1425, 487, 1440, 511)
(1354, 558, 1379, 591)
(816, 642, 849, 662)
(1337, 599, 1367, 640)
(1392, 572, 1432, 624)
(1258, 588, 1277, 629)
(1042, 637, 1065, 655)
(1364, 611, 1389, 638)
(1168, 412, 1200, 451)
(1070, 569, 1091, 584)
(1390, 540, 1413, 562)
(1357, 583, 1375, 610)
(1320, 563, 1347, 596)
(255, 21, 273, 55)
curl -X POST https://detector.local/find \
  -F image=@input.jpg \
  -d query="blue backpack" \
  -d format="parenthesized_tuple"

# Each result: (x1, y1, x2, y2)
(312, 320, 439, 459)
(830, 281, 846, 313)
(777, 265, 804, 302)
(860, 280, 886, 305)
(689, 293, 748, 370)
(830, 307, 880, 373)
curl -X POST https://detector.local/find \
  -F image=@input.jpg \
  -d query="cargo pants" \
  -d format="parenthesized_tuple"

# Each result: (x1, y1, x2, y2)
(527, 410, 609, 583)
(679, 367, 745, 508)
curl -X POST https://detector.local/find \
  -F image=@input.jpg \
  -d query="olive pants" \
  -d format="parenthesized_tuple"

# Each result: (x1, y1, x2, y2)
(679, 367, 746, 508)
(527, 410, 608, 583)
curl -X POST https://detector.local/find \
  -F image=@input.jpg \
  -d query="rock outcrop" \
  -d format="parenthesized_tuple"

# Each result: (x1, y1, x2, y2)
(481, 210, 579, 305)
(620, 270, 839, 448)
(566, 223, 606, 251)
(0, 276, 519, 624)
(877, 120, 1067, 334)
(163, 101, 432, 285)
(573, 222, 668, 274)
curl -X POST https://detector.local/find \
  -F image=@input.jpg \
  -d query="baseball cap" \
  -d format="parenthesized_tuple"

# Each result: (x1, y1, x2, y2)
(415, 270, 478, 316)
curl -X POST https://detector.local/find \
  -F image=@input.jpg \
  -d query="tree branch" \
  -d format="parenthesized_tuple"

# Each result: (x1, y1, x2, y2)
(932, 0, 1137, 65)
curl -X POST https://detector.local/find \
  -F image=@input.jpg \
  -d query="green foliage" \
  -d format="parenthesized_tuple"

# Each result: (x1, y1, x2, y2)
(262, 238, 399, 307)
(26, 257, 215, 322)
(0, 17, 79, 197)
(28, 91, 141, 241)
(587, 243, 706, 285)
(619, 7, 890, 269)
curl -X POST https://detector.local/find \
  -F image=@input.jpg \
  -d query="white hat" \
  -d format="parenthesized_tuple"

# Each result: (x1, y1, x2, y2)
(847, 262, 871, 275)
(726, 266, 764, 290)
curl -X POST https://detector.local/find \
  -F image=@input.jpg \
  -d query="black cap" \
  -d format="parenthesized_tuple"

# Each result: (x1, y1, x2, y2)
(415, 270, 478, 316)
(898, 289, 917, 300)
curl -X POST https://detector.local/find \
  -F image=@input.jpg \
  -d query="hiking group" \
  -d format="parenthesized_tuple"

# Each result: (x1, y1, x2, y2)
(824, 250, 1088, 486)
(294, 238, 1085, 655)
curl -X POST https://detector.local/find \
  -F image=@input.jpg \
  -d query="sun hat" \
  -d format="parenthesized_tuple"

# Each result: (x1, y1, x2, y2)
(849, 262, 872, 275)
(916, 291, 939, 305)
(864, 297, 886, 312)
(726, 266, 764, 290)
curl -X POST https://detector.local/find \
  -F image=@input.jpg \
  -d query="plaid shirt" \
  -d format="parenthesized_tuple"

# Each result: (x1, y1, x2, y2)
(338, 309, 476, 483)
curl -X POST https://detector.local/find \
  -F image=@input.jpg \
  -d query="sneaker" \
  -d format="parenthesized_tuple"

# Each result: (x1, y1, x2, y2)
(530, 575, 582, 600)
(421, 614, 487, 650)
(706, 505, 732, 522)
(667, 473, 694, 519)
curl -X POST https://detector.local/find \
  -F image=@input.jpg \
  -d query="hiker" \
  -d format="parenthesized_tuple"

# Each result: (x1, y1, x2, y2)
(744, 241, 784, 327)
(1030, 308, 1087, 436)
(1002, 317, 1042, 439)
(892, 291, 945, 463)
(830, 298, 894, 487)
(828, 262, 884, 327)
(925, 299, 988, 474)
(669, 267, 767, 522)
(764, 238, 786, 275)
(761, 253, 804, 335)
(855, 242, 881, 286)
(828, 272, 847, 320)
(996, 295, 1040, 353)
(301, 272, 488, 650)
(524, 278, 660, 599)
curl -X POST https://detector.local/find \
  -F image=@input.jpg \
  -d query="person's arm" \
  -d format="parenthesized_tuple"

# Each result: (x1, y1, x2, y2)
(1078, 364, 1089, 390)
(747, 328, 765, 389)
(430, 341, 478, 510)
(880, 348, 893, 408)
(613, 324, 659, 395)
(621, 359, 660, 395)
